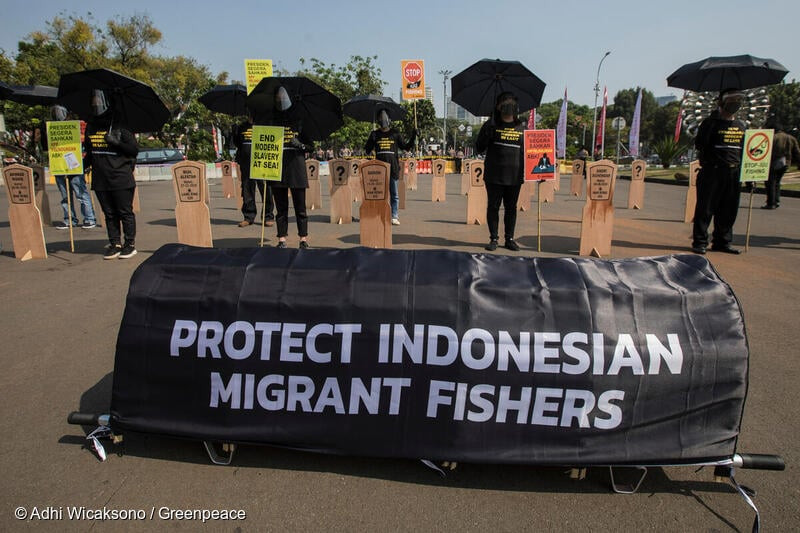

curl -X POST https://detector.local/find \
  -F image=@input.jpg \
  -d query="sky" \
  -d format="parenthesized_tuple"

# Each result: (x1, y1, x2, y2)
(2, 0, 798, 112)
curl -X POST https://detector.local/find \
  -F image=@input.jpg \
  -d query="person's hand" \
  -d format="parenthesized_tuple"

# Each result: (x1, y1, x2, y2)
(105, 129, 122, 146)
(289, 137, 306, 151)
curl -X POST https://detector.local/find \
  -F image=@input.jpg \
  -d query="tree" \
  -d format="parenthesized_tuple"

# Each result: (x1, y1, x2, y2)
(397, 99, 436, 151)
(768, 80, 800, 135)
(105, 14, 161, 71)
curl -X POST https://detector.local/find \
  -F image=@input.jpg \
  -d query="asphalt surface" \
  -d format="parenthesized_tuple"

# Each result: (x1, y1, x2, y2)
(1, 172, 798, 532)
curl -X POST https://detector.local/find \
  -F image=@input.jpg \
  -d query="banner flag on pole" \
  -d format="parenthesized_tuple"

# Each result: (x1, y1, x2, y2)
(674, 92, 685, 144)
(556, 89, 568, 158)
(629, 89, 642, 157)
(527, 108, 536, 130)
(595, 87, 607, 155)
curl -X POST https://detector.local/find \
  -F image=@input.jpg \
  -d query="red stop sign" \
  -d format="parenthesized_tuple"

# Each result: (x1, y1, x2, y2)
(404, 62, 423, 83)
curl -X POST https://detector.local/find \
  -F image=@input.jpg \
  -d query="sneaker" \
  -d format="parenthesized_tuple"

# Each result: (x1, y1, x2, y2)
(119, 243, 137, 259)
(485, 239, 498, 251)
(81, 221, 97, 229)
(55, 221, 72, 230)
(505, 239, 520, 251)
(276, 241, 287, 249)
(238, 220, 253, 227)
(104, 244, 122, 260)
(299, 241, 309, 249)
(391, 218, 400, 226)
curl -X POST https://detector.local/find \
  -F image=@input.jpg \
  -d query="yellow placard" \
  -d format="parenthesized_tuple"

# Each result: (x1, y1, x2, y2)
(740, 129, 773, 182)
(245, 59, 273, 95)
(46, 120, 83, 175)
(250, 125, 284, 181)
(401, 60, 425, 100)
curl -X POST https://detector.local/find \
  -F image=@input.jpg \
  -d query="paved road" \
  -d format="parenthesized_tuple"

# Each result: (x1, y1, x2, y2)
(1, 173, 797, 531)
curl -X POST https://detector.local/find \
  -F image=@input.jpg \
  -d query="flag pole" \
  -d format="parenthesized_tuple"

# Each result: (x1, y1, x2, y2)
(745, 188, 754, 252)
(66, 178, 75, 253)
(537, 181, 542, 252)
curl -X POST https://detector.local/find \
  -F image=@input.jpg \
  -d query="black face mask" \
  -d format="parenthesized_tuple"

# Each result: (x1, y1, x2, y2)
(499, 103, 516, 117)
(722, 101, 742, 115)
(378, 111, 390, 129)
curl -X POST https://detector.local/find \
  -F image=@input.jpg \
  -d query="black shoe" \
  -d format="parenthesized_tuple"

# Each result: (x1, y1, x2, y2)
(119, 243, 137, 259)
(761, 205, 776, 210)
(276, 241, 287, 248)
(691, 245, 706, 255)
(299, 241, 309, 249)
(485, 239, 498, 251)
(711, 245, 741, 255)
(104, 244, 122, 260)
(505, 239, 520, 251)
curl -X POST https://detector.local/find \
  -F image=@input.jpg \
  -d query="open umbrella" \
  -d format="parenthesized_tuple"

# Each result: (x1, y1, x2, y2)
(199, 84, 248, 116)
(451, 58, 546, 117)
(667, 54, 788, 92)
(5, 84, 59, 106)
(57, 68, 170, 133)
(343, 95, 405, 123)
(247, 76, 343, 141)
(0, 81, 15, 100)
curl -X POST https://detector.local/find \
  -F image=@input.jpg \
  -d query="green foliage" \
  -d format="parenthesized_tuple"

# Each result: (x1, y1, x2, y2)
(397, 99, 436, 149)
(185, 127, 215, 162)
(651, 136, 686, 169)
(768, 80, 800, 135)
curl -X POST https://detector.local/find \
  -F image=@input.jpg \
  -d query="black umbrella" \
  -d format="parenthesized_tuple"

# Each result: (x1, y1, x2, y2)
(57, 68, 170, 133)
(343, 94, 405, 122)
(199, 84, 248, 116)
(451, 58, 546, 117)
(0, 81, 15, 100)
(5, 84, 59, 106)
(667, 54, 788, 92)
(247, 76, 343, 141)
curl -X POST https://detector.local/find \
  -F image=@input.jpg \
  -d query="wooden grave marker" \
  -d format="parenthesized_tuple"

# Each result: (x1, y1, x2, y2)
(221, 160, 236, 198)
(171, 161, 213, 247)
(359, 160, 392, 248)
(431, 158, 447, 202)
(133, 185, 142, 213)
(461, 159, 471, 195)
(349, 159, 362, 203)
(539, 179, 555, 204)
(306, 160, 322, 210)
(30, 165, 52, 226)
(517, 181, 535, 211)
(553, 162, 561, 191)
(684, 160, 700, 223)
(329, 159, 352, 224)
(233, 163, 244, 209)
(2, 164, 47, 260)
(406, 159, 418, 190)
(570, 159, 585, 197)
(628, 159, 647, 210)
(579, 160, 617, 257)
(466, 160, 487, 225)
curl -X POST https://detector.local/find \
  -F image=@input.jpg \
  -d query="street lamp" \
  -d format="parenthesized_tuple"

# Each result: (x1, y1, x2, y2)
(590, 51, 611, 159)
(439, 69, 452, 154)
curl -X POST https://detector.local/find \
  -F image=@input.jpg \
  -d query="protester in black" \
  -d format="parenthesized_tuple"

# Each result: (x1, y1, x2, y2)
(233, 114, 274, 227)
(264, 86, 313, 248)
(364, 109, 416, 225)
(83, 90, 139, 259)
(475, 92, 525, 251)
(692, 89, 747, 254)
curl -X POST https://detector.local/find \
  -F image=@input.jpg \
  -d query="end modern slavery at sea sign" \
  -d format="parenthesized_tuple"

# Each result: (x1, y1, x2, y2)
(250, 125, 283, 180)
(111, 245, 748, 466)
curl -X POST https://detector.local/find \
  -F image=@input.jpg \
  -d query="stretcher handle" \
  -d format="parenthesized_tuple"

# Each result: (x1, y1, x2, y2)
(734, 453, 785, 471)
(67, 412, 110, 426)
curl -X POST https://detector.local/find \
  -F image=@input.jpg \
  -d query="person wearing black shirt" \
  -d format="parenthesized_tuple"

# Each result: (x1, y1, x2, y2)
(234, 113, 274, 227)
(692, 89, 747, 255)
(83, 90, 139, 259)
(364, 109, 416, 225)
(475, 92, 525, 251)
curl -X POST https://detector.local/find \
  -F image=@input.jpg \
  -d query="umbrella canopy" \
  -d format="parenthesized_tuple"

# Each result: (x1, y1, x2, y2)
(667, 54, 788, 92)
(5, 84, 59, 106)
(0, 81, 15, 100)
(199, 84, 248, 117)
(247, 76, 343, 141)
(343, 94, 405, 123)
(57, 68, 170, 133)
(451, 59, 546, 117)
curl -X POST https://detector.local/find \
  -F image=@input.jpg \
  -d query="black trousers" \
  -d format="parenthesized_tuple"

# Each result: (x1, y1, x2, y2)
(485, 182, 522, 241)
(241, 175, 274, 223)
(766, 166, 787, 207)
(692, 166, 741, 248)
(272, 187, 308, 238)
(95, 187, 136, 245)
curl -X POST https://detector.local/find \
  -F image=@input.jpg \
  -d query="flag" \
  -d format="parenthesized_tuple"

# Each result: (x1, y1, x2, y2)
(556, 88, 568, 158)
(629, 89, 642, 157)
(595, 86, 607, 156)
(527, 108, 536, 130)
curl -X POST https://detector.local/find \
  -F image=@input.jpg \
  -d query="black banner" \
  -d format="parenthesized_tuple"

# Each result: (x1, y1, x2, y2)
(111, 244, 748, 466)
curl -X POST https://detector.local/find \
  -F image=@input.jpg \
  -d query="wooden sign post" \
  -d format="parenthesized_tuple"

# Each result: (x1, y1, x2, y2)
(684, 160, 700, 223)
(431, 158, 447, 202)
(570, 159, 585, 197)
(2, 164, 47, 260)
(359, 160, 392, 248)
(349, 159, 362, 203)
(329, 159, 352, 224)
(30, 165, 52, 226)
(406, 159, 418, 190)
(628, 159, 647, 210)
(306, 160, 322, 210)
(221, 160, 236, 198)
(466, 160, 487, 225)
(172, 161, 213, 247)
(579, 160, 617, 257)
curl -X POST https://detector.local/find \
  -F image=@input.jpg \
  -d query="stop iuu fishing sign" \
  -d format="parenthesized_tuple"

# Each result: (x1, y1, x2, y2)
(740, 129, 773, 182)
(250, 125, 284, 181)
